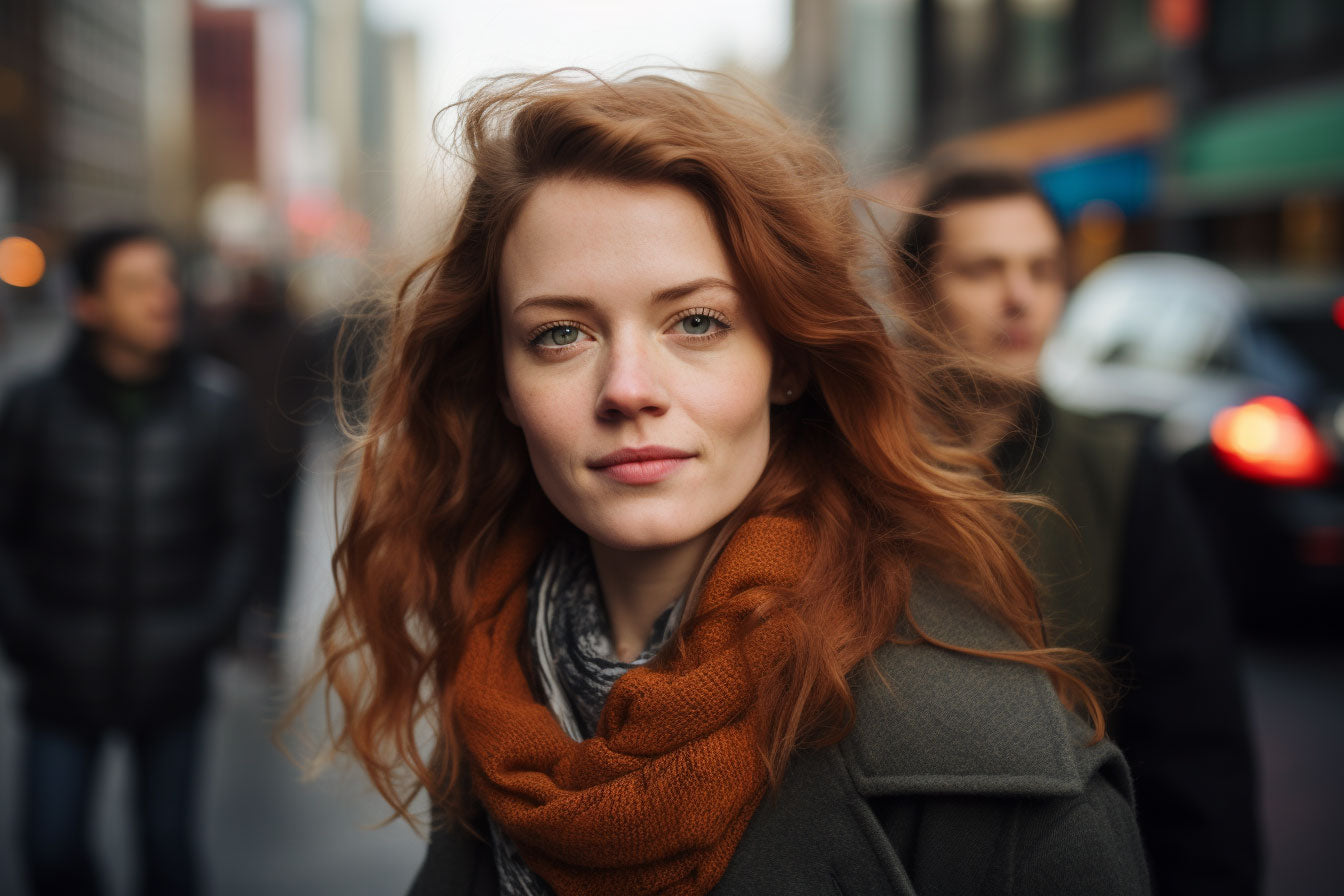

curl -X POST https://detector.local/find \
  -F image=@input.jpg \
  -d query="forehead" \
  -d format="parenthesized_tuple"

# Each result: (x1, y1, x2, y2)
(102, 240, 172, 279)
(498, 179, 734, 306)
(937, 195, 1062, 258)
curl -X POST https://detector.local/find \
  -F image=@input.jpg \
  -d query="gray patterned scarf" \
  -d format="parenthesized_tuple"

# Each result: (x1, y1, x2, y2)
(489, 535, 686, 896)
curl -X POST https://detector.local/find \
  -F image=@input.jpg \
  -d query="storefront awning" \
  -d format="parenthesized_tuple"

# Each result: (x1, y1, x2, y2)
(1172, 81, 1344, 205)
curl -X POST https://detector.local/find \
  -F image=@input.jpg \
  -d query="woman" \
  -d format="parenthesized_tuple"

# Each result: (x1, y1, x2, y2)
(313, 70, 1150, 895)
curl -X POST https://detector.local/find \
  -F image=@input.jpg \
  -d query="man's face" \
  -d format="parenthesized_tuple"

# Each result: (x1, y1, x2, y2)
(930, 195, 1066, 379)
(76, 240, 182, 357)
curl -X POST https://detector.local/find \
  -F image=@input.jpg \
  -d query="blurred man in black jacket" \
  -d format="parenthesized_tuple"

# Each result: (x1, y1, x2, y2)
(0, 224, 256, 896)
(898, 165, 1262, 895)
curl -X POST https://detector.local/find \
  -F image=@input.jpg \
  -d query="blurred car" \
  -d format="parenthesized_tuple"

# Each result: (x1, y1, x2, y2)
(1040, 253, 1344, 631)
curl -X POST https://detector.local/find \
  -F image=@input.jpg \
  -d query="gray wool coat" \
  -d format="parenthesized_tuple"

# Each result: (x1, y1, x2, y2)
(407, 580, 1151, 895)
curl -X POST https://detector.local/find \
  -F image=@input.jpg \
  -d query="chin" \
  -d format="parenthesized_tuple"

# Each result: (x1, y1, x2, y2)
(587, 522, 710, 554)
(137, 330, 181, 356)
(989, 352, 1041, 382)
(575, 502, 727, 555)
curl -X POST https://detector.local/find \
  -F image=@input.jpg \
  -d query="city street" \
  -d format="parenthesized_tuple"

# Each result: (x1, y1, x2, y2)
(4, 1, 1342, 894)
(1, 304, 1342, 895)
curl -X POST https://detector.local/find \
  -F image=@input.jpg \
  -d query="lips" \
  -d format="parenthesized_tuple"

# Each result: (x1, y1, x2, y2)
(999, 328, 1036, 350)
(589, 446, 696, 485)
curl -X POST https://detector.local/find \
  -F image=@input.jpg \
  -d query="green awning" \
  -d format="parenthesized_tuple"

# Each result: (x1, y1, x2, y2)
(1173, 81, 1344, 203)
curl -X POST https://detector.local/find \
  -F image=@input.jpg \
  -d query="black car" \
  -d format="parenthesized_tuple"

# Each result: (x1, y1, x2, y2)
(1040, 253, 1344, 631)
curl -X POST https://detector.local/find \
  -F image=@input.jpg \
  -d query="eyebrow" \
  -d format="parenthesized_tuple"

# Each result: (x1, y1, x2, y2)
(511, 277, 739, 316)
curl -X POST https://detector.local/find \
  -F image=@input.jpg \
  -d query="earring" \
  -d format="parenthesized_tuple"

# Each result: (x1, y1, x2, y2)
(785, 388, 794, 398)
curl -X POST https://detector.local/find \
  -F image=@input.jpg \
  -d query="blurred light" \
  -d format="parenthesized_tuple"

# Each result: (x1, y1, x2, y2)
(0, 236, 45, 287)
(201, 182, 276, 259)
(1211, 396, 1331, 486)
(1333, 295, 1344, 330)
(1152, 0, 1205, 44)
(286, 195, 371, 257)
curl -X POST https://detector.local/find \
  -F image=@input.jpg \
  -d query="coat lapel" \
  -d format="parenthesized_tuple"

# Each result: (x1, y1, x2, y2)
(714, 745, 918, 896)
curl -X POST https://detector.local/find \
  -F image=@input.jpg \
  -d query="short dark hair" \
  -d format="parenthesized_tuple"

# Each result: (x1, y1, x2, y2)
(69, 223, 166, 293)
(898, 165, 1061, 277)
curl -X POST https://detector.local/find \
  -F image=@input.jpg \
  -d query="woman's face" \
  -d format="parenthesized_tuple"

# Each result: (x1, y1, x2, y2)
(498, 178, 786, 554)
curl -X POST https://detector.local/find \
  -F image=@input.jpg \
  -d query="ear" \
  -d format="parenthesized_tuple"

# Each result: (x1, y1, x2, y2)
(769, 354, 809, 405)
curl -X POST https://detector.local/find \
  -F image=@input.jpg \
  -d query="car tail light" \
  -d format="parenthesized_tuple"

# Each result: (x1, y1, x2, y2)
(1210, 396, 1332, 486)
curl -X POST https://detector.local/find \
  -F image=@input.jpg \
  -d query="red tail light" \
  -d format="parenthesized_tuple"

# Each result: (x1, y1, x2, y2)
(1211, 396, 1332, 486)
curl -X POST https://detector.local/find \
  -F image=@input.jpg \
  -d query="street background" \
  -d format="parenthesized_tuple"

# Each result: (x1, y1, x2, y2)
(2, 1, 1343, 894)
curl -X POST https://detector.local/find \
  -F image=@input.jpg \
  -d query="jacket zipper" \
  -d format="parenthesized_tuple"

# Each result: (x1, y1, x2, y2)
(111, 416, 137, 721)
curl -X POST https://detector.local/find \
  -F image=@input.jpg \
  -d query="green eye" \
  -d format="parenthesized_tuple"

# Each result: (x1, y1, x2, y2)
(679, 315, 714, 335)
(537, 325, 581, 346)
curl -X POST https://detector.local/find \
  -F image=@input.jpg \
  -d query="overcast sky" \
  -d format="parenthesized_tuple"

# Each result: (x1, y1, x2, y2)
(366, 0, 793, 124)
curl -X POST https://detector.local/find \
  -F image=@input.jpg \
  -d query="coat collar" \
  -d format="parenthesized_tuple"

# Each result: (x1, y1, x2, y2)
(62, 329, 189, 415)
(839, 575, 1110, 800)
(717, 576, 1123, 895)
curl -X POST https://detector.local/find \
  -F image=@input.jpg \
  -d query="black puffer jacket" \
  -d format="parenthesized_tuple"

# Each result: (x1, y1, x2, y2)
(0, 336, 257, 728)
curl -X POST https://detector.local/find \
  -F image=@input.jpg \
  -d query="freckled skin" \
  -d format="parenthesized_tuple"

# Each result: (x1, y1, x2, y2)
(931, 196, 1066, 379)
(498, 179, 786, 554)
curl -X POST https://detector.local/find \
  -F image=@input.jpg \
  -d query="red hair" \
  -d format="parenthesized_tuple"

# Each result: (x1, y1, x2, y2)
(310, 69, 1103, 824)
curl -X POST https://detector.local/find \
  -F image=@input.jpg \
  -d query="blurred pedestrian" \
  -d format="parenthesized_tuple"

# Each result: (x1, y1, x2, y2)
(204, 263, 320, 662)
(307, 72, 1149, 895)
(898, 163, 1261, 895)
(0, 224, 256, 896)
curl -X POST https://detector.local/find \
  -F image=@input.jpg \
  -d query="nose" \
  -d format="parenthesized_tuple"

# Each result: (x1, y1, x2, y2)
(1001, 268, 1034, 319)
(595, 334, 669, 422)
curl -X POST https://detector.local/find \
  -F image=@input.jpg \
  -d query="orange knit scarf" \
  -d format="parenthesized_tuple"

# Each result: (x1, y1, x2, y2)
(454, 516, 810, 896)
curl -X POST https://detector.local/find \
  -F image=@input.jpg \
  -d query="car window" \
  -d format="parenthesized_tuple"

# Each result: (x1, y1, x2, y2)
(1141, 295, 1228, 371)
(1063, 288, 1231, 374)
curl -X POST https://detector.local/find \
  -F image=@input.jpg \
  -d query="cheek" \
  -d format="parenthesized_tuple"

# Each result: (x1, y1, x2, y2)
(509, 385, 578, 469)
(1038, 290, 1067, 329)
(504, 366, 603, 503)
(940, 292, 993, 342)
(695, 355, 774, 453)
(113, 302, 146, 336)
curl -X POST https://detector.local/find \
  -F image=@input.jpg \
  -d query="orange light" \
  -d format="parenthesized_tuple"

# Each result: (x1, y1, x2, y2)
(1210, 396, 1332, 486)
(1333, 295, 1344, 330)
(1152, 0, 1206, 44)
(0, 236, 45, 287)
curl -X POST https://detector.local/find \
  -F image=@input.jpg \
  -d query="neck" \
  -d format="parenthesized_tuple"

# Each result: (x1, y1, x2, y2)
(94, 337, 167, 384)
(589, 529, 717, 663)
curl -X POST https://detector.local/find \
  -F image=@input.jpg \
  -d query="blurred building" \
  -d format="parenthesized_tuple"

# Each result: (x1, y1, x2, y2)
(0, 0, 152, 263)
(784, 0, 1344, 281)
(0, 0, 424, 307)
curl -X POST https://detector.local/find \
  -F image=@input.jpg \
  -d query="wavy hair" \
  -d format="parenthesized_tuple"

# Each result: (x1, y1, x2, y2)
(309, 69, 1104, 825)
